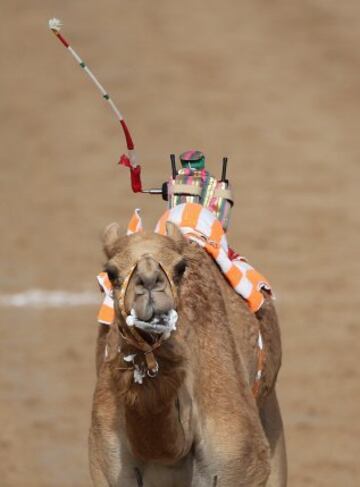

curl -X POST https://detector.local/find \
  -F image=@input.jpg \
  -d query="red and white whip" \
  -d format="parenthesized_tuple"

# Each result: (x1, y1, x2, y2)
(48, 18, 142, 192)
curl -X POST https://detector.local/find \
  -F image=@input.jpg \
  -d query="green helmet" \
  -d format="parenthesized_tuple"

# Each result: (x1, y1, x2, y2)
(179, 150, 205, 170)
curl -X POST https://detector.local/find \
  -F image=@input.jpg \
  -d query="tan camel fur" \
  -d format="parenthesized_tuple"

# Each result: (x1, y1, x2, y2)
(89, 222, 287, 486)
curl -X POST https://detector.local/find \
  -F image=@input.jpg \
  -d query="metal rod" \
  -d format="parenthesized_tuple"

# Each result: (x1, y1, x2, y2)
(221, 157, 228, 182)
(141, 188, 163, 194)
(170, 154, 177, 179)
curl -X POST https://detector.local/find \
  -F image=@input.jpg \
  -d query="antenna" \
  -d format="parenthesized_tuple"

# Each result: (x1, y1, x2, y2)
(170, 154, 177, 179)
(221, 157, 228, 183)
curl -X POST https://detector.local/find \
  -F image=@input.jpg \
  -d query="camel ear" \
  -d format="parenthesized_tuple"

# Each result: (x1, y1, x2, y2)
(166, 222, 186, 251)
(103, 222, 122, 258)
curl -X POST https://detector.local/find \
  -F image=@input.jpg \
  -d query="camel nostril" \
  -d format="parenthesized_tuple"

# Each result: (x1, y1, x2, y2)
(153, 274, 166, 291)
(135, 271, 164, 292)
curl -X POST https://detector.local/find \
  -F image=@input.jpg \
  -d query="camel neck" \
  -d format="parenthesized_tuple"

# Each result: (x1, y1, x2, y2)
(124, 391, 193, 464)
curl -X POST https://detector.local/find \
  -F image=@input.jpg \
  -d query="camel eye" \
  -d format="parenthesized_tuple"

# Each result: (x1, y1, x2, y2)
(105, 264, 120, 286)
(173, 259, 187, 283)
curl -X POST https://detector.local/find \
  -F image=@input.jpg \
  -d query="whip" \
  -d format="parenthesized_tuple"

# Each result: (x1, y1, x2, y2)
(48, 18, 142, 192)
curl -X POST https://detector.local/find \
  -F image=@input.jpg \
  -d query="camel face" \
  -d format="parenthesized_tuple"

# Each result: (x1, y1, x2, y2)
(124, 254, 176, 321)
(102, 222, 187, 324)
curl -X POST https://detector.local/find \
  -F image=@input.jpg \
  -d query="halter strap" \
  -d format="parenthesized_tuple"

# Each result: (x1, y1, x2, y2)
(114, 258, 177, 375)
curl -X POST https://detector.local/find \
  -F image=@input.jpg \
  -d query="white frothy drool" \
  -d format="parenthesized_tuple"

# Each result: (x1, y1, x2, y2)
(126, 308, 178, 339)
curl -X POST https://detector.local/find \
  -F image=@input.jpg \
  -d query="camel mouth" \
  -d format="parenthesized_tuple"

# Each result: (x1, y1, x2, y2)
(125, 308, 178, 338)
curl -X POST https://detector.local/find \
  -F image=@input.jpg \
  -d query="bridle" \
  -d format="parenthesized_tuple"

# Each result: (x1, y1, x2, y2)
(112, 259, 177, 377)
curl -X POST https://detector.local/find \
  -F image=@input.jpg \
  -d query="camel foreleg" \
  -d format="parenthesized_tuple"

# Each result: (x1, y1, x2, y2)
(192, 418, 271, 487)
(89, 427, 141, 487)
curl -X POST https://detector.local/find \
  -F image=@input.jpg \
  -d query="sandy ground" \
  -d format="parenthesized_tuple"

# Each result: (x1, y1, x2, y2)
(1, 0, 359, 485)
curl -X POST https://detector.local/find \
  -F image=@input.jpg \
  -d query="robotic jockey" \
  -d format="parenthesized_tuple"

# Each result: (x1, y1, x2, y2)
(166, 150, 234, 231)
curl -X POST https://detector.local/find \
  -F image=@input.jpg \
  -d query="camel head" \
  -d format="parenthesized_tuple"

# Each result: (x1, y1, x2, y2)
(102, 221, 187, 330)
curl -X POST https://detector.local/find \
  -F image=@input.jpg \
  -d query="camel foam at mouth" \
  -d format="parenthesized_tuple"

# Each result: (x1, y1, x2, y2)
(126, 308, 178, 339)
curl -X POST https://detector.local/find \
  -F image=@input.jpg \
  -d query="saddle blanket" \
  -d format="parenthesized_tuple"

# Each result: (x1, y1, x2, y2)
(97, 203, 271, 324)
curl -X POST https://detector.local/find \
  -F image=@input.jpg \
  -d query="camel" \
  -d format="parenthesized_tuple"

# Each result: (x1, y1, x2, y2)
(89, 221, 287, 486)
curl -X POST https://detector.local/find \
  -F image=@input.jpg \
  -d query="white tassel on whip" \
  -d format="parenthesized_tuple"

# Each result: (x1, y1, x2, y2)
(48, 18, 62, 32)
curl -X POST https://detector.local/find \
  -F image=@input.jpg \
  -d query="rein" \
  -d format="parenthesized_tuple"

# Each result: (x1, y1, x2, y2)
(112, 260, 177, 377)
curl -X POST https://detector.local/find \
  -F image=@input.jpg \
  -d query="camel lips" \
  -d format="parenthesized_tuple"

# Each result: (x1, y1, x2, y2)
(126, 309, 178, 339)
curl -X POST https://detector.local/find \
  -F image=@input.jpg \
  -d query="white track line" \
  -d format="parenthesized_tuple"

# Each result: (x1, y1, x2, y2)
(0, 290, 100, 308)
